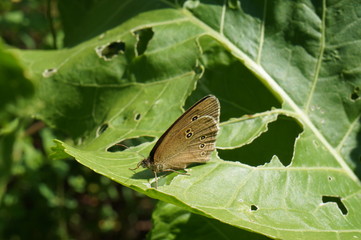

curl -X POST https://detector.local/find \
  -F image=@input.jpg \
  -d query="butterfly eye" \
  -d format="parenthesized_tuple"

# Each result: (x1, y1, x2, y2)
(199, 143, 205, 149)
(186, 129, 191, 133)
(200, 151, 206, 156)
(191, 115, 198, 121)
(200, 135, 206, 140)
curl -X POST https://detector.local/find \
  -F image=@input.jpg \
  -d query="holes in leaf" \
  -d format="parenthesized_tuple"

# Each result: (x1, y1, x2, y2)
(133, 27, 154, 56)
(97, 123, 108, 136)
(134, 113, 141, 121)
(227, 0, 240, 9)
(250, 204, 258, 211)
(96, 41, 125, 60)
(328, 176, 333, 181)
(107, 143, 128, 152)
(193, 64, 203, 74)
(351, 92, 359, 100)
(322, 196, 348, 215)
(218, 116, 302, 166)
(107, 136, 155, 152)
(351, 87, 360, 101)
(186, 40, 281, 121)
(42, 68, 57, 77)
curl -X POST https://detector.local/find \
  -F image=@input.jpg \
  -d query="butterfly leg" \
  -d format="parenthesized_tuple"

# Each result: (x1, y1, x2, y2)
(129, 161, 142, 171)
(154, 171, 158, 189)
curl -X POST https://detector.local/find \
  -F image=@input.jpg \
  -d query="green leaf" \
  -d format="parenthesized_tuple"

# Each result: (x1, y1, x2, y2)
(12, 0, 361, 239)
(149, 201, 271, 240)
(58, 0, 168, 47)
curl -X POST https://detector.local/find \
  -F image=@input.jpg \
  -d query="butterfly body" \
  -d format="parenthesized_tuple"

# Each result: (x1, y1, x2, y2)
(132, 95, 220, 187)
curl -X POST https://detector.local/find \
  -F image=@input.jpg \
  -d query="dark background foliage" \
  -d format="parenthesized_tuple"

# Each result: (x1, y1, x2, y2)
(0, 1, 154, 239)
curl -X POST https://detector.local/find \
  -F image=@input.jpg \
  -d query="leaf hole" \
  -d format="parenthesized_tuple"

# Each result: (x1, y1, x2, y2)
(107, 136, 155, 152)
(250, 205, 258, 211)
(328, 176, 333, 181)
(133, 27, 154, 56)
(227, 0, 241, 9)
(97, 41, 125, 60)
(351, 87, 360, 101)
(351, 92, 359, 100)
(193, 64, 203, 74)
(134, 113, 141, 121)
(97, 123, 108, 136)
(188, 38, 281, 122)
(42, 68, 57, 77)
(322, 196, 348, 215)
(218, 116, 302, 167)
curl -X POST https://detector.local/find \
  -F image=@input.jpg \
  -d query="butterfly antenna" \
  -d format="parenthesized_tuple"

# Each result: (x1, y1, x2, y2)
(115, 143, 129, 149)
(117, 143, 147, 159)
(115, 142, 146, 171)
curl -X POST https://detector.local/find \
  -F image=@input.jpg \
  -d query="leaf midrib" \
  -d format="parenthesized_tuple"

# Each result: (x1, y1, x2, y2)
(181, 4, 360, 185)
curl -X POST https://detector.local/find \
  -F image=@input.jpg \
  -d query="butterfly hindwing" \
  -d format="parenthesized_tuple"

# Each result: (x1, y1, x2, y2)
(156, 116, 219, 170)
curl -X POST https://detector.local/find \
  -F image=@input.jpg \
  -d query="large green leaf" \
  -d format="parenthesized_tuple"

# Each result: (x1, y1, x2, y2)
(149, 201, 271, 240)
(12, 0, 361, 239)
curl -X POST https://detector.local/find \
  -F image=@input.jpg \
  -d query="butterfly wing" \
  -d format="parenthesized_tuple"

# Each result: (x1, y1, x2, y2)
(150, 95, 220, 171)
(149, 95, 219, 158)
(155, 116, 219, 170)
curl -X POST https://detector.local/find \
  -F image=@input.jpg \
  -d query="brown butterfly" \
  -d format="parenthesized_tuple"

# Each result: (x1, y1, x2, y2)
(131, 95, 220, 188)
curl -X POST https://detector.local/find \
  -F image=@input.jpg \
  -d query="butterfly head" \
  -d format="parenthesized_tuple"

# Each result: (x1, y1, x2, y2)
(139, 158, 152, 169)
(130, 157, 152, 171)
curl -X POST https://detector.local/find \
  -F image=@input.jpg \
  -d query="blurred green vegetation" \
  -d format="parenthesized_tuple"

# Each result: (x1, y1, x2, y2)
(3, 0, 361, 239)
(0, 1, 154, 239)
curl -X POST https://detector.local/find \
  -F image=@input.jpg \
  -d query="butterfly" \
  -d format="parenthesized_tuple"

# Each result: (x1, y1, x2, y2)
(131, 95, 220, 188)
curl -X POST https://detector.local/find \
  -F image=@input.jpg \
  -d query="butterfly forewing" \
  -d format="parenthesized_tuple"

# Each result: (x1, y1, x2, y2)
(151, 95, 220, 171)
(149, 95, 220, 159)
